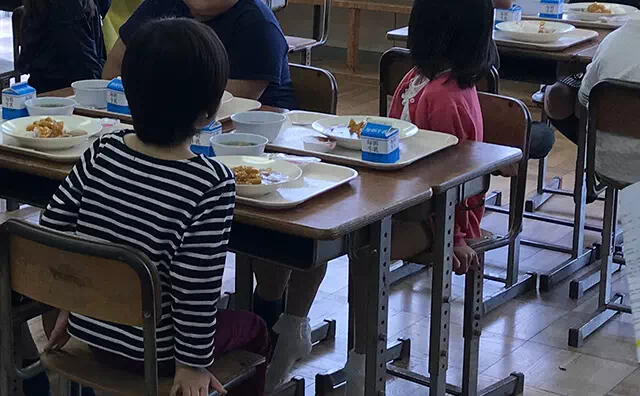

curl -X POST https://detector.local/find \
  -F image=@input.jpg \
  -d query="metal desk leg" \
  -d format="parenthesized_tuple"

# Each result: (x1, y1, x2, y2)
(359, 216, 392, 396)
(462, 256, 484, 396)
(429, 188, 456, 396)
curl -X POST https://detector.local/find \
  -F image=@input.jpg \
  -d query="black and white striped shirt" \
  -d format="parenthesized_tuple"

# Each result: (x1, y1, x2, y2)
(41, 131, 235, 368)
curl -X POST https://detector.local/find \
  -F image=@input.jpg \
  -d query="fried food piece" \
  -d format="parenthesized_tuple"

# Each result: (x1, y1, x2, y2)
(348, 119, 366, 137)
(26, 117, 65, 138)
(232, 166, 262, 185)
(587, 2, 612, 13)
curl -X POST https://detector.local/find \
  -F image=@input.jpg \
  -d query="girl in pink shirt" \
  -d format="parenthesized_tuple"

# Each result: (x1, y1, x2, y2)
(388, 0, 494, 275)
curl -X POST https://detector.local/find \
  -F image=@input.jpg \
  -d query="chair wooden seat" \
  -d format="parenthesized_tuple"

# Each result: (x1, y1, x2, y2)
(286, 36, 318, 52)
(41, 340, 265, 396)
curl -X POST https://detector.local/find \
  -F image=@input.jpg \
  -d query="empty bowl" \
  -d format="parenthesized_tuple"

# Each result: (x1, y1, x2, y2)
(231, 111, 286, 142)
(210, 133, 268, 156)
(25, 97, 76, 116)
(71, 79, 110, 109)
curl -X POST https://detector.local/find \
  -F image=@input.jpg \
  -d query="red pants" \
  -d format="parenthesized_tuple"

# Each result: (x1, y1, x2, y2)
(91, 310, 270, 396)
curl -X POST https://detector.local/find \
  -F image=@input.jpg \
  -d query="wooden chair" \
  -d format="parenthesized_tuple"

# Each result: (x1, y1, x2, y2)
(290, 63, 338, 114)
(378, 47, 499, 117)
(0, 219, 265, 396)
(568, 79, 640, 347)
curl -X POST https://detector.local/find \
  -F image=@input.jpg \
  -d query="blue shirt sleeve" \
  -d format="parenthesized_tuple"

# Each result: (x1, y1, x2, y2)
(226, 18, 288, 84)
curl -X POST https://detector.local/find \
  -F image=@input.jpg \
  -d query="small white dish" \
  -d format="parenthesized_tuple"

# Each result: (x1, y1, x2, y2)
(1, 115, 102, 150)
(496, 21, 575, 43)
(287, 110, 334, 126)
(302, 135, 336, 153)
(71, 79, 109, 109)
(215, 155, 303, 197)
(210, 133, 268, 157)
(564, 2, 637, 20)
(312, 116, 418, 151)
(25, 97, 76, 116)
(231, 111, 287, 142)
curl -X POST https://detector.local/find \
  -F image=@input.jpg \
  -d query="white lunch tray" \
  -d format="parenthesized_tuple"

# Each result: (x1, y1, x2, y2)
(266, 120, 459, 171)
(68, 97, 262, 124)
(494, 28, 599, 51)
(236, 161, 358, 209)
(0, 121, 129, 163)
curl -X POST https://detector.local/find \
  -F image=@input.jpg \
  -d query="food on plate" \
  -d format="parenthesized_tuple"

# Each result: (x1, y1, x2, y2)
(25, 117, 88, 138)
(586, 2, 612, 13)
(348, 119, 366, 137)
(537, 21, 556, 34)
(231, 166, 289, 185)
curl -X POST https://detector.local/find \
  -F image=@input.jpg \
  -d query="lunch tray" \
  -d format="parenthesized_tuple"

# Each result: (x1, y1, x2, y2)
(266, 120, 459, 171)
(523, 14, 627, 30)
(69, 97, 262, 124)
(236, 161, 358, 209)
(493, 28, 599, 51)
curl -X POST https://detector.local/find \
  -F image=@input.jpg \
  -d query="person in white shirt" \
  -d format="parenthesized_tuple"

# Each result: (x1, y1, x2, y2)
(545, 12, 640, 143)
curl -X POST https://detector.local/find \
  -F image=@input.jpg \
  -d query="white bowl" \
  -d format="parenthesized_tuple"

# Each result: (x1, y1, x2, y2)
(25, 97, 76, 116)
(496, 21, 575, 43)
(210, 133, 268, 156)
(222, 91, 233, 104)
(564, 2, 637, 20)
(215, 155, 303, 197)
(1, 115, 102, 150)
(231, 111, 287, 142)
(302, 135, 336, 153)
(71, 79, 110, 109)
(312, 116, 418, 151)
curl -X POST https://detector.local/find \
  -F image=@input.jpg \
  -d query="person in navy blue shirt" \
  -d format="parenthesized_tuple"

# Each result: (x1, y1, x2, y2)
(102, 0, 296, 109)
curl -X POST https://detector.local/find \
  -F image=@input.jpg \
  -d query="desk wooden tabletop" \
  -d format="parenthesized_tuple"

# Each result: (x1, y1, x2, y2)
(1, 90, 522, 240)
(387, 26, 610, 63)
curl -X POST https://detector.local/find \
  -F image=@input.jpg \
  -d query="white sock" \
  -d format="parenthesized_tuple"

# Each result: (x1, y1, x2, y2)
(345, 350, 366, 396)
(264, 314, 313, 394)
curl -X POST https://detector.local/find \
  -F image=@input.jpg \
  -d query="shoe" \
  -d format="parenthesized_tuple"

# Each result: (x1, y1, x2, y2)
(531, 84, 546, 104)
(264, 315, 312, 394)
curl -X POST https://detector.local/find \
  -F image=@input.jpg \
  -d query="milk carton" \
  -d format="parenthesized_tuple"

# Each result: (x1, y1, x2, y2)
(191, 120, 222, 157)
(495, 4, 523, 26)
(107, 77, 130, 115)
(361, 122, 400, 163)
(517, 0, 563, 18)
(2, 82, 36, 120)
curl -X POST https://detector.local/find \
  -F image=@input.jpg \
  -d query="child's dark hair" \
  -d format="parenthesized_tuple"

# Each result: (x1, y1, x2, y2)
(121, 18, 229, 146)
(408, 0, 493, 89)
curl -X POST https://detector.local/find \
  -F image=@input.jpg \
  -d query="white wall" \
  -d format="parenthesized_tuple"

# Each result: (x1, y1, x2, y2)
(277, 5, 410, 53)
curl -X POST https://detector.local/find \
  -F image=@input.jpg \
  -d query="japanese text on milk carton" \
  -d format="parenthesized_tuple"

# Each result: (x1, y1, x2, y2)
(191, 120, 222, 157)
(2, 82, 36, 120)
(361, 122, 400, 163)
(107, 77, 130, 115)
(495, 4, 522, 26)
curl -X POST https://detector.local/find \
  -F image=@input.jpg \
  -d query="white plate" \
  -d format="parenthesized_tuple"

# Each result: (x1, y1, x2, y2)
(235, 161, 358, 209)
(271, 120, 458, 170)
(215, 155, 303, 197)
(564, 2, 637, 20)
(1, 116, 102, 150)
(496, 21, 575, 43)
(312, 116, 418, 150)
(494, 28, 598, 51)
(287, 110, 335, 126)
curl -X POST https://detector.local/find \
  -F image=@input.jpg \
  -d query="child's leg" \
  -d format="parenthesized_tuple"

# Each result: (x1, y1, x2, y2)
(210, 309, 271, 396)
(264, 263, 328, 392)
(253, 263, 291, 330)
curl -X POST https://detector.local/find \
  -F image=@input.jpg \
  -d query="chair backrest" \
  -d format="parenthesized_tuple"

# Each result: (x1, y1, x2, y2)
(479, 92, 532, 235)
(586, 79, 640, 190)
(290, 63, 338, 114)
(0, 219, 162, 393)
(379, 47, 500, 116)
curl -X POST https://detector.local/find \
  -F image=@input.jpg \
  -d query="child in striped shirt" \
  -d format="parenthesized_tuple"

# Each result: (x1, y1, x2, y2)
(41, 18, 269, 396)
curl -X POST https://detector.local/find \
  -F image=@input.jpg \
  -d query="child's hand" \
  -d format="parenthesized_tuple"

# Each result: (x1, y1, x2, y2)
(453, 244, 480, 275)
(171, 364, 227, 396)
(44, 310, 70, 351)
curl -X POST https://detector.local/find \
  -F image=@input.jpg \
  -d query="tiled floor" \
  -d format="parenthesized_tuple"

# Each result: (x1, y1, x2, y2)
(1, 13, 638, 395)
